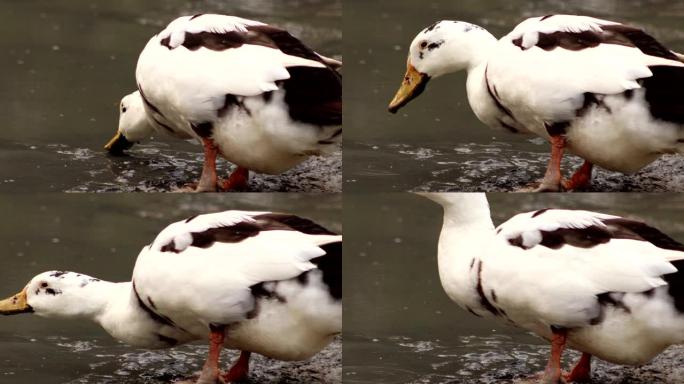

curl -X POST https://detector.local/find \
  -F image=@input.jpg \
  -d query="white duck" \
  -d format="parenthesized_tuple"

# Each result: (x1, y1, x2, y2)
(419, 193, 684, 383)
(105, 14, 342, 192)
(390, 15, 684, 191)
(0, 211, 342, 384)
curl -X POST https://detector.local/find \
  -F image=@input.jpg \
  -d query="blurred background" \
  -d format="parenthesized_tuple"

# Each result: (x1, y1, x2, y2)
(0, 193, 341, 383)
(344, 0, 684, 192)
(0, 0, 342, 192)
(344, 193, 684, 383)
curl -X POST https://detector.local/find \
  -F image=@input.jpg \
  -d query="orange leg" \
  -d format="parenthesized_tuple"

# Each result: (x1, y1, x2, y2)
(220, 167, 249, 191)
(195, 138, 219, 192)
(537, 136, 566, 192)
(565, 353, 592, 383)
(197, 325, 226, 384)
(562, 161, 593, 191)
(221, 351, 251, 383)
(542, 327, 568, 384)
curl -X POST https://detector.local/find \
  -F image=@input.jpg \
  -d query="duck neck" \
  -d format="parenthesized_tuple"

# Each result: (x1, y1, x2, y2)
(464, 32, 497, 73)
(424, 194, 495, 285)
(462, 30, 497, 101)
(427, 193, 495, 232)
(95, 281, 169, 347)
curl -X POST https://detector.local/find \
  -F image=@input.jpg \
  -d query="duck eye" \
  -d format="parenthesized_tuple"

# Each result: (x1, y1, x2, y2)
(40, 282, 48, 288)
(420, 41, 428, 49)
(121, 104, 127, 113)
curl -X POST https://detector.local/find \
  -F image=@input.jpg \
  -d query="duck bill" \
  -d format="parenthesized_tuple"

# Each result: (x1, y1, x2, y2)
(104, 131, 134, 154)
(388, 63, 430, 114)
(0, 288, 33, 315)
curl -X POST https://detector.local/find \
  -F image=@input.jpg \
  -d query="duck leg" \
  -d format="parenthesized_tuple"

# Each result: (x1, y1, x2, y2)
(562, 161, 593, 191)
(564, 353, 592, 383)
(536, 135, 567, 192)
(542, 326, 568, 384)
(220, 167, 249, 191)
(193, 138, 220, 193)
(221, 351, 251, 382)
(196, 325, 226, 384)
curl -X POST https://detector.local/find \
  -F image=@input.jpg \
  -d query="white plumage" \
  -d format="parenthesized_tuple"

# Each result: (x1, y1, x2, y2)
(390, 15, 684, 191)
(420, 193, 684, 382)
(106, 14, 342, 192)
(0, 210, 342, 383)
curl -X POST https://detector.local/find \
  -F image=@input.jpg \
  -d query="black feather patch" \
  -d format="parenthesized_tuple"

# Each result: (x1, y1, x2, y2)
(246, 25, 325, 63)
(157, 333, 178, 346)
(161, 24, 329, 66)
(45, 288, 61, 296)
(303, 241, 342, 300)
(138, 86, 163, 116)
(475, 260, 501, 316)
(664, 259, 684, 312)
(601, 25, 679, 61)
(247, 281, 286, 319)
(318, 128, 343, 144)
(423, 21, 441, 33)
(160, 214, 337, 252)
(545, 121, 571, 136)
(531, 209, 550, 218)
(132, 282, 181, 329)
(513, 23, 680, 62)
(640, 66, 684, 124)
(185, 215, 199, 223)
(190, 222, 263, 248)
(498, 119, 519, 133)
(280, 66, 342, 126)
(602, 218, 684, 251)
(216, 94, 250, 118)
(191, 122, 213, 138)
(252, 213, 337, 235)
(427, 40, 445, 51)
(508, 215, 684, 251)
(485, 66, 517, 122)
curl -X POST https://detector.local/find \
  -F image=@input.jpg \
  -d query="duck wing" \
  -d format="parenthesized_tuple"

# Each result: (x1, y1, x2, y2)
(482, 208, 684, 327)
(487, 15, 684, 124)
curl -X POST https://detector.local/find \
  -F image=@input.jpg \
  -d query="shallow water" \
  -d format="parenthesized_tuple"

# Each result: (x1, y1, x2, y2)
(343, 193, 684, 383)
(345, 142, 684, 192)
(344, 0, 684, 192)
(0, 193, 341, 383)
(0, 0, 342, 192)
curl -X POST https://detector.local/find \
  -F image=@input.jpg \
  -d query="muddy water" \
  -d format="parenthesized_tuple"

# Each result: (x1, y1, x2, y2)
(343, 193, 684, 383)
(0, 0, 342, 192)
(0, 193, 341, 383)
(344, 0, 684, 192)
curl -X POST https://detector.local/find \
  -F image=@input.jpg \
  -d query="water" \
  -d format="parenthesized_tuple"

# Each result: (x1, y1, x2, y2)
(0, 0, 342, 192)
(343, 0, 684, 192)
(343, 193, 684, 383)
(0, 193, 341, 383)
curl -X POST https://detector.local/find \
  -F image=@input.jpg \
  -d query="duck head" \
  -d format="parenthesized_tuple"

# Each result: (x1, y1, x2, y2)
(0, 271, 108, 319)
(104, 91, 153, 155)
(388, 21, 497, 113)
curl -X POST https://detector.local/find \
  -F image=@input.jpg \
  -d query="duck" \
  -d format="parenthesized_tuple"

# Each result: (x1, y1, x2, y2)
(104, 14, 342, 192)
(418, 193, 684, 383)
(0, 210, 342, 384)
(389, 15, 684, 192)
